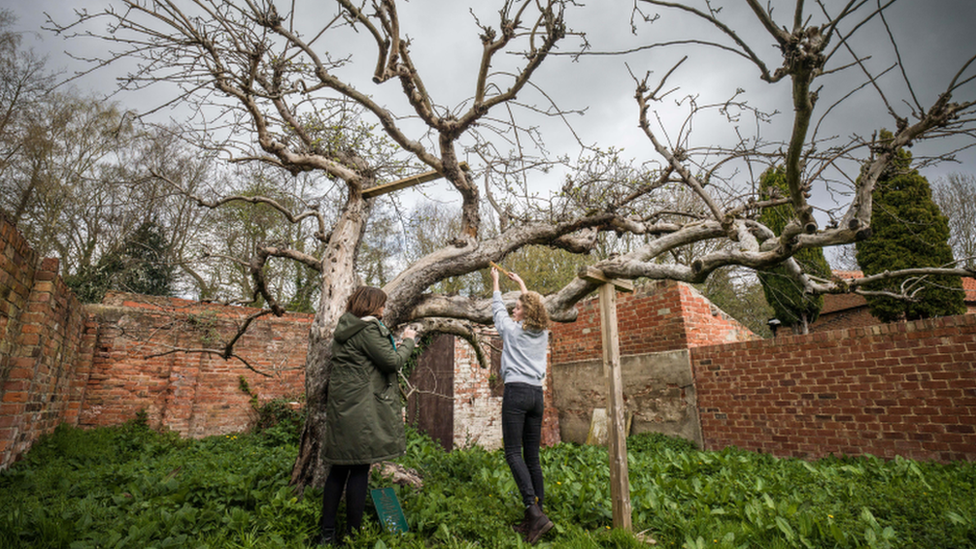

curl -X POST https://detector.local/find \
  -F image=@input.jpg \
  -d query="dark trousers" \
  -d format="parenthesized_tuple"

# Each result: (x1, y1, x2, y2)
(319, 463, 371, 534)
(502, 382, 545, 508)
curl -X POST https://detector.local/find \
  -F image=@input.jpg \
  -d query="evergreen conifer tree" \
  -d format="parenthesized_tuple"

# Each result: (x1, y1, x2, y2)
(757, 166, 831, 333)
(66, 221, 175, 302)
(855, 131, 965, 322)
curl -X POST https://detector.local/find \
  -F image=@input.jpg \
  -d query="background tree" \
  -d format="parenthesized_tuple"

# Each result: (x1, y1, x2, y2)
(855, 132, 966, 322)
(399, 201, 489, 295)
(194, 167, 338, 309)
(757, 167, 831, 334)
(499, 245, 593, 295)
(0, 10, 54, 191)
(3, 93, 132, 262)
(0, 13, 214, 302)
(66, 220, 176, 302)
(1, 89, 216, 303)
(50, 1, 976, 491)
(357, 203, 401, 289)
(933, 172, 976, 270)
(697, 267, 774, 338)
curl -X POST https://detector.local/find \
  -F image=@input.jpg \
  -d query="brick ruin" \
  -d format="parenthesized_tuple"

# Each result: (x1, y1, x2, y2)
(2, 211, 975, 468)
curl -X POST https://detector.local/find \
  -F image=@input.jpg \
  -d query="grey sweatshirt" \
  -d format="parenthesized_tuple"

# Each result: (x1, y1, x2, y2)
(492, 291, 549, 386)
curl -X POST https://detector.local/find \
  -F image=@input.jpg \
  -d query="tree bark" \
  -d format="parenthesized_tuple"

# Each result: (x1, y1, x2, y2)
(291, 194, 371, 492)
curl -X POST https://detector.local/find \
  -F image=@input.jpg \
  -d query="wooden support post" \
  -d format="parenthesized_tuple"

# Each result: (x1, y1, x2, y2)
(362, 162, 469, 199)
(580, 267, 634, 531)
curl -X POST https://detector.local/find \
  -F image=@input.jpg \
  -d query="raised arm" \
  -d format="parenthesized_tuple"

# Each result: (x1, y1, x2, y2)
(491, 266, 502, 293)
(508, 271, 528, 294)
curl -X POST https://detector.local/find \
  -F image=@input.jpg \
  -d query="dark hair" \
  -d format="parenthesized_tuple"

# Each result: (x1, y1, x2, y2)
(346, 286, 387, 318)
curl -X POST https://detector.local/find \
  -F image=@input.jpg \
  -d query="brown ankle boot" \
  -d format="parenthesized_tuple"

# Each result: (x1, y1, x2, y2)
(512, 517, 529, 534)
(523, 503, 554, 544)
(512, 502, 539, 534)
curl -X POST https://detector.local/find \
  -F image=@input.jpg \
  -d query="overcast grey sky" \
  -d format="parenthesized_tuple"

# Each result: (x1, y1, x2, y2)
(4, 0, 976, 201)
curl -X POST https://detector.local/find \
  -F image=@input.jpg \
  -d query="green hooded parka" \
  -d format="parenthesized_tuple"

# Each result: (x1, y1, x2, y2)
(322, 312, 415, 465)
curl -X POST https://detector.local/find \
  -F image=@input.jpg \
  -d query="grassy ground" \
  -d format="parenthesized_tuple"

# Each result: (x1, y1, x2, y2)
(1, 414, 974, 548)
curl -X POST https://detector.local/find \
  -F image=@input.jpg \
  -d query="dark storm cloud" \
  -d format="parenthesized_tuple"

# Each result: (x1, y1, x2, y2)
(4, 0, 975, 184)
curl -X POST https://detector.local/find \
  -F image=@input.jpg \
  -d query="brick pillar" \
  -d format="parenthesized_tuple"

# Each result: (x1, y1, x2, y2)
(64, 319, 99, 426)
(1, 258, 58, 466)
(0, 353, 33, 467)
(160, 333, 203, 437)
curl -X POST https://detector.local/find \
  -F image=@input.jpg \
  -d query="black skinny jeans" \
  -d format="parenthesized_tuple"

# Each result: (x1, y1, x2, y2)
(502, 382, 545, 508)
(319, 463, 371, 534)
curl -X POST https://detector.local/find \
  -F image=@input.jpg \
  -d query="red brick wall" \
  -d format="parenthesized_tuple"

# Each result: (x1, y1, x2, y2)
(693, 314, 976, 462)
(813, 302, 976, 334)
(2, 205, 314, 468)
(1, 213, 94, 469)
(676, 284, 758, 348)
(5, 201, 975, 467)
(809, 306, 877, 334)
(82, 292, 309, 436)
(551, 280, 757, 363)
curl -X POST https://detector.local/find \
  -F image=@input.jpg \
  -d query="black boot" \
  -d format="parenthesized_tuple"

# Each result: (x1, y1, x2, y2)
(522, 503, 554, 544)
(316, 527, 337, 546)
(512, 500, 543, 534)
(512, 515, 530, 534)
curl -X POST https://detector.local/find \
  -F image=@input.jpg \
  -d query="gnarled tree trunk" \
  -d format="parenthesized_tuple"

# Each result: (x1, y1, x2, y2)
(291, 195, 372, 491)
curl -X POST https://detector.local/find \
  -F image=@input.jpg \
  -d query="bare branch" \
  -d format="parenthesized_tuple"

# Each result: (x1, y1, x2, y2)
(145, 347, 274, 377)
(640, 0, 777, 81)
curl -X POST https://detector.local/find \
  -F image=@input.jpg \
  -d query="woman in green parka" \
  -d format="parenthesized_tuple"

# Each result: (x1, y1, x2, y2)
(318, 286, 416, 546)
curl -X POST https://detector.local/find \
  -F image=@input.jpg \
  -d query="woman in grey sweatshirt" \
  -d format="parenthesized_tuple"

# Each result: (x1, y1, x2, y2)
(491, 266, 554, 544)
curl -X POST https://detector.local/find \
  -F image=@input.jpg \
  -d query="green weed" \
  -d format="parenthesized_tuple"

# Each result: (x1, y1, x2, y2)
(1, 422, 974, 548)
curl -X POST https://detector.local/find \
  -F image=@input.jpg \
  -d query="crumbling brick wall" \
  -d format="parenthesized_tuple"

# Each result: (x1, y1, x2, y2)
(1, 213, 94, 469)
(451, 332, 560, 450)
(551, 280, 755, 365)
(549, 280, 757, 445)
(81, 292, 309, 436)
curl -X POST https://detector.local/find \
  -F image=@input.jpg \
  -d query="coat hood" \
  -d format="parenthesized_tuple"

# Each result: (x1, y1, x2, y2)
(333, 313, 379, 344)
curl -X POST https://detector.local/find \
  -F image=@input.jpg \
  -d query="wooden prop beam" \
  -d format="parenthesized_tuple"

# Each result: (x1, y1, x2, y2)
(362, 162, 469, 199)
(579, 266, 634, 292)
(580, 266, 634, 531)
(489, 261, 511, 277)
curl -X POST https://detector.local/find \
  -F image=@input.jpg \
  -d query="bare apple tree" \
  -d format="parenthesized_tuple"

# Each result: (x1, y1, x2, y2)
(49, 0, 976, 490)
(575, 0, 976, 303)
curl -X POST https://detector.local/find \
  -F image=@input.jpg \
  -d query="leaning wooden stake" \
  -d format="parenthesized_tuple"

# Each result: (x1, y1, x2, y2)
(488, 261, 511, 277)
(362, 162, 469, 199)
(580, 267, 634, 531)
